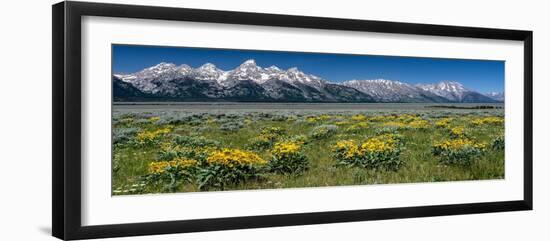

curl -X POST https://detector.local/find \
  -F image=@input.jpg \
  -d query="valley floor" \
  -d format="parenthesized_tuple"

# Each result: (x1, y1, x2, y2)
(111, 103, 504, 195)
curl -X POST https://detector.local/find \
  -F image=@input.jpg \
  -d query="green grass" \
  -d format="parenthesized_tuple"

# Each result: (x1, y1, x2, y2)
(111, 111, 504, 195)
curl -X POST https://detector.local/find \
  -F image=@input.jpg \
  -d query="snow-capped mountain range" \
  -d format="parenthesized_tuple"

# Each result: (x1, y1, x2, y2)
(113, 60, 503, 103)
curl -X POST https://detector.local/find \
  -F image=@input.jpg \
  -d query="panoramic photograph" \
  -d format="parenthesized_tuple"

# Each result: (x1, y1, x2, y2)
(111, 45, 505, 195)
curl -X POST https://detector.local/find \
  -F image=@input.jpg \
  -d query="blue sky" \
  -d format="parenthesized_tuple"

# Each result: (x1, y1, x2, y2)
(113, 45, 504, 93)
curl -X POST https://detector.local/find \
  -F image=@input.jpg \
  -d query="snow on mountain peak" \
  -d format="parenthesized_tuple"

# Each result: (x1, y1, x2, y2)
(176, 64, 192, 74)
(287, 67, 300, 72)
(241, 59, 257, 65)
(341, 79, 423, 102)
(146, 62, 176, 72)
(151, 62, 175, 68)
(198, 63, 220, 71)
(266, 66, 282, 72)
(226, 59, 267, 84)
(415, 81, 471, 101)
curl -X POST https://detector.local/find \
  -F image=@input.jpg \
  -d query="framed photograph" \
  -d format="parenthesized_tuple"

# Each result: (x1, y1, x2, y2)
(52, 1, 533, 240)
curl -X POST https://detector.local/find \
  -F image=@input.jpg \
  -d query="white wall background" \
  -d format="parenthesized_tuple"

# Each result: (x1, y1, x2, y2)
(0, 0, 547, 240)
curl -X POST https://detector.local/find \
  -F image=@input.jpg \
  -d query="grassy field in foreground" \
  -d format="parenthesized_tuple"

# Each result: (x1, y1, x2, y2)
(112, 110, 504, 195)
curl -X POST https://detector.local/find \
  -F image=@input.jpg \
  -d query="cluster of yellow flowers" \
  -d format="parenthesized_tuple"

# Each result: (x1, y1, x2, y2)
(334, 121, 352, 126)
(345, 122, 369, 132)
(450, 126, 466, 137)
(408, 119, 431, 129)
(149, 116, 161, 122)
(395, 114, 420, 123)
(260, 126, 284, 135)
(271, 140, 302, 156)
(206, 148, 267, 167)
(367, 115, 394, 122)
(250, 127, 284, 144)
(355, 122, 369, 128)
(136, 127, 171, 143)
(471, 116, 504, 126)
(334, 134, 398, 158)
(148, 158, 198, 174)
(254, 134, 273, 143)
(435, 118, 453, 128)
(307, 114, 332, 123)
(334, 140, 360, 158)
(351, 114, 367, 121)
(360, 135, 398, 152)
(433, 138, 487, 151)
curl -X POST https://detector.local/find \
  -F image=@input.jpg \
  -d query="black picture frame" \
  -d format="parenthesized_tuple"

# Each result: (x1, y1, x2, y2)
(52, 1, 533, 240)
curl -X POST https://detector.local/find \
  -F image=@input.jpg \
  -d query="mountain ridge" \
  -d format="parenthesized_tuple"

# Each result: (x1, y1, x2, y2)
(113, 60, 503, 103)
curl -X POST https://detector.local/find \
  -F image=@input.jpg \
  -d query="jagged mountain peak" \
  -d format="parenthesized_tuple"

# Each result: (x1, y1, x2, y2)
(241, 59, 257, 66)
(352, 79, 406, 85)
(436, 80, 467, 89)
(415, 80, 498, 103)
(266, 65, 282, 72)
(198, 63, 221, 71)
(150, 62, 176, 68)
(342, 79, 430, 102)
(287, 67, 300, 73)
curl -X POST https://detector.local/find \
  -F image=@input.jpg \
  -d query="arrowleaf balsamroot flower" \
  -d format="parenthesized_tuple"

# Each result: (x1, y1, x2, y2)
(207, 148, 267, 167)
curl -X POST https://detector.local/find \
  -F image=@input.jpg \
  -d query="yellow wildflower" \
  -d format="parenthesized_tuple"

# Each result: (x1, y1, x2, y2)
(272, 141, 302, 156)
(334, 140, 359, 158)
(360, 137, 396, 152)
(435, 118, 452, 128)
(136, 127, 171, 143)
(450, 126, 465, 137)
(148, 158, 198, 174)
(471, 116, 504, 126)
(351, 114, 367, 121)
(409, 119, 430, 129)
(207, 148, 267, 167)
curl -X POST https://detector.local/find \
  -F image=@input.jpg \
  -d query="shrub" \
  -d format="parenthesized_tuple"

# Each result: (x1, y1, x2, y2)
(246, 127, 285, 150)
(492, 135, 505, 150)
(172, 135, 220, 148)
(113, 127, 140, 144)
(197, 149, 267, 190)
(345, 122, 369, 133)
(333, 134, 404, 171)
(247, 135, 275, 150)
(286, 134, 309, 145)
(268, 140, 309, 174)
(219, 121, 244, 132)
(157, 144, 217, 162)
(261, 126, 285, 136)
(144, 158, 199, 192)
(374, 126, 399, 135)
(432, 138, 487, 166)
(310, 124, 338, 139)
